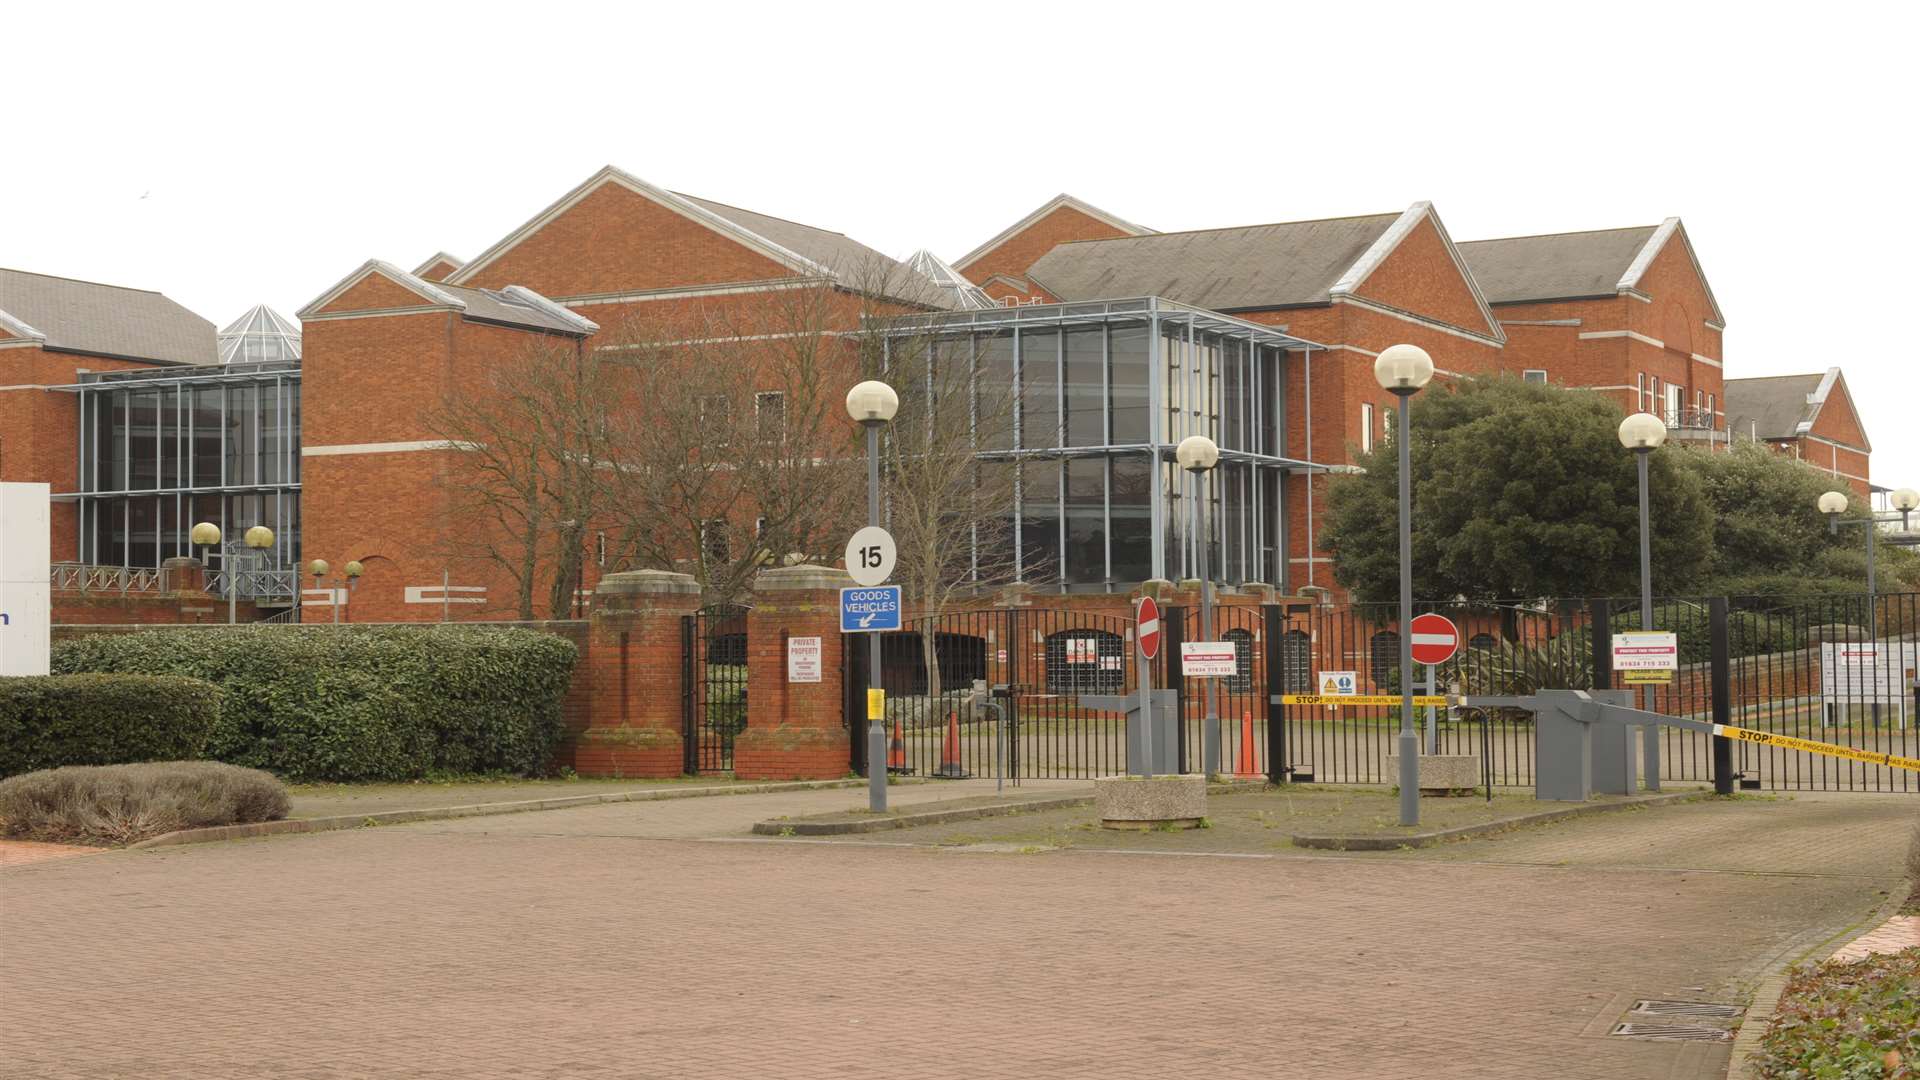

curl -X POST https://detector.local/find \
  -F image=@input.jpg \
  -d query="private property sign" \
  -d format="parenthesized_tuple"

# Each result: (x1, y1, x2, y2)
(1181, 641, 1238, 678)
(1612, 631, 1679, 685)
(787, 636, 822, 683)
(0, 482, 50, 677)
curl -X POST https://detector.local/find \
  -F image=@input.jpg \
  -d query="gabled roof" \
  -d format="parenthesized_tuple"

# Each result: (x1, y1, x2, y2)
(0, 267, 216, 365)
(674, 193, 908, 284)
(953, 194, 1156, 273)
(904, 250, 995, 311)
(411, 252, 466, 281)
(1724, 368, 1869, 450)
(1458, 226, 1658, 304)
(297, 260, 597, 335)
(218, 305, 302, 364)
(1459, 218, 1725, 323)
(444, 165, 916, 299)
(1025, 211, 1402, 311)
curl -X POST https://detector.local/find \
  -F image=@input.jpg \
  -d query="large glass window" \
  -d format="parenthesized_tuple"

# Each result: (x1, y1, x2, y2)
(1063, 328, 1103, 448)
(228, 385, 258, 485)
(1019, 459, 1059, 581)
(1109, 323, 1150, 445)
(191, 386, 222, 486)
(261, 384, 285, 485)
(976, 333, 1014, 451)
(1110, 455, 1153, 583)
(1064, 457, 1105, 585)
(1020, 330, 1059, 450)
(129, 390, 159, 491)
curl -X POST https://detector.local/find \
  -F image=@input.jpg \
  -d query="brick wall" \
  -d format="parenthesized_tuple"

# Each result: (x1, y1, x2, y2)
(958, 204, 1138, 287)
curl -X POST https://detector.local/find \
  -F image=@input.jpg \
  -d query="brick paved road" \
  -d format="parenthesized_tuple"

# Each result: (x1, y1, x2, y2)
(1, 792, 1908, 1079)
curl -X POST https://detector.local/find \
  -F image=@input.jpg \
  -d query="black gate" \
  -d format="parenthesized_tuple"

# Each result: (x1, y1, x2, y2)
(849, 608, 1140, 780)
(682, 604, 749, 773)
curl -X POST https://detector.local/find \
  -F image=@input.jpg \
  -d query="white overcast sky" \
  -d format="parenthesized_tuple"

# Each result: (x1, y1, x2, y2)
(7, 2, 1914, 490)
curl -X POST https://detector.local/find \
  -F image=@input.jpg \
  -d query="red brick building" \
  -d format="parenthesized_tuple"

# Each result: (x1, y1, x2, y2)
(11, 169, 1887, 621)
(1724, 368, 1872, 496)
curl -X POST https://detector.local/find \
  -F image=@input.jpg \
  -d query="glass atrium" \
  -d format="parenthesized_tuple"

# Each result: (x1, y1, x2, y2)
(880, 297, 1329, 591)
(54, 356, 302, 598)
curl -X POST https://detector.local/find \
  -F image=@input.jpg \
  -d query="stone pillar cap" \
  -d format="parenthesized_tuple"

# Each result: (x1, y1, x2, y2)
(597, 569, 701, 597)
(754, 563, 855, 592)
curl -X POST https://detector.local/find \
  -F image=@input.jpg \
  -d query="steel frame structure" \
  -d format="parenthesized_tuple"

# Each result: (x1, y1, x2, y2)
(47, 359, 302, 600)
(877, 296, 1331, 591)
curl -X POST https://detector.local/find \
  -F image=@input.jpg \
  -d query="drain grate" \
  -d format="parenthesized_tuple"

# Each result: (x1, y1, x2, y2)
(1611, 1023, 1734, 1042)
(1631, 1000, 1744, 1019)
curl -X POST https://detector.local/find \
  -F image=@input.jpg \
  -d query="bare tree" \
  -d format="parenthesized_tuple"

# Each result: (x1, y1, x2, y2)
(595, 292, 865, 602)
(429, 336, 618, 620)
(860, 311, 1031, 706)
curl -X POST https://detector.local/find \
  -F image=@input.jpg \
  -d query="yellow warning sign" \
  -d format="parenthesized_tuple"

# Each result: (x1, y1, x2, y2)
(1280, 694, 1451, 707)
(866, 688, 886, 721)
(1621, 669, 1673, 686)
(1712, 724, 1920, 772)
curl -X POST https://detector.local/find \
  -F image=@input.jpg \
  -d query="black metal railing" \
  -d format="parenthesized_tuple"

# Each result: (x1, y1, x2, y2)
(682, 604, 749, 773)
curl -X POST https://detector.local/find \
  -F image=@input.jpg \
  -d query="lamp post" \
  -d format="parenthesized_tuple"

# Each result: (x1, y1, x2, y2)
(344, 561, 363, 624)
(190, 522, 223, 618)
(308, 560, 333, 624)
(1618, 412, 1669, 791)
(1820, 489, 1878, 631)
(1374, 344, 1434, 827)
(1176, 434, 1222, 775)
(225, 525, 274, 625)
(846, 379, 899, 814)
(1894, 488, 1920, 532)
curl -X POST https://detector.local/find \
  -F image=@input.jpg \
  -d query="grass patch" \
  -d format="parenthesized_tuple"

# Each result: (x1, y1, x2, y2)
(0, 761, 289, 846)
(1753, 947, 1920, 1079)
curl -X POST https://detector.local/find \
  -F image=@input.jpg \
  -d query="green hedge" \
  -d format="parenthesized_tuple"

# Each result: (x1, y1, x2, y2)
(0, 674, 222, 778)
(51, 626, 578, 782)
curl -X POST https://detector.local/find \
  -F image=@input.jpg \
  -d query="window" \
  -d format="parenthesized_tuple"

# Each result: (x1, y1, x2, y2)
(1280, 629, 1312, 693)
(702, 519, 730, 564)
(1360, 403, 1375, 453)
(1707, 393, 1715, 422)
(1666, 384, 1684, 425)
(754, 392, 785, 440)
(1370, 631, 1400, 689)
(1650, 375, 1660, 414)
(596, 531, 607, 567)
(1224, 628, 1255, 692)
(699, 395, 731, 430)
(1637, 373, 1646, 412)
(1523, 369, 1547, 385)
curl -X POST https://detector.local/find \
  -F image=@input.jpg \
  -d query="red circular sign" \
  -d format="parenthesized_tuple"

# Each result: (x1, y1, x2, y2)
(1409, 613, 1460, 666)
(1136, 597, 1162, 660)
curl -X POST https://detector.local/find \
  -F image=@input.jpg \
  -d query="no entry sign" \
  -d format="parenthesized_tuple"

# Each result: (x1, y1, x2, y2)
(1409, 613, 1460, 666)
(1136, 596, 1161, 660)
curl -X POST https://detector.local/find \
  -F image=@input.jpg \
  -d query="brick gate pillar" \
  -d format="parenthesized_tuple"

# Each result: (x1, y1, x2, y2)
(573, 569, 701, 778)
(734, 564, 853, 780)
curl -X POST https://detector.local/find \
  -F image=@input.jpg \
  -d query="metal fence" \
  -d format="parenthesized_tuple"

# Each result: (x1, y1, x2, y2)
(842, 593, 1920, 792)
(682, 604, 749, 773)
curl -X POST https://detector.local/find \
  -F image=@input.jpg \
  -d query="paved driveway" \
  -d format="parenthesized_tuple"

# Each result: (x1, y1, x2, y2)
(1, 790, 1908, 1080)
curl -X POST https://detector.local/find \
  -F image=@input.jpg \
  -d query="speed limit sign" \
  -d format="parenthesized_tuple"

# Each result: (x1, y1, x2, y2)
(843, 526, 897, 587)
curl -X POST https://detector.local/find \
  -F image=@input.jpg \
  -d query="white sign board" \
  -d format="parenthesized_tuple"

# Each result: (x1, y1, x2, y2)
(787, 636, 823, 683)
(1181, 641, 1238, 678)
(1821, 642, 1918, 706)
(1612, 631, 1678, 675)
(1318, 671, 1358, 696)
(0, 482, 51, 676)
(843, 526, 897, 587)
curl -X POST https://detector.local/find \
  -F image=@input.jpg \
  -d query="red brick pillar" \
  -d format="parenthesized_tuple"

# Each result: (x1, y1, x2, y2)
(572, 569, 700, 778)
(734, 564, 853, 780)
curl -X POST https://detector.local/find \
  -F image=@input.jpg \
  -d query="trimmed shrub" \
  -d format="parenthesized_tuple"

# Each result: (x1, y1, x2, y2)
(0, 674, 222, 778)
(0, 761, 289, 846)
(52, 626, 578, 782)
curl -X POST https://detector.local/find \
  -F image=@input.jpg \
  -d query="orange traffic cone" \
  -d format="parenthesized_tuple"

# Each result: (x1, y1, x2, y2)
(932, 709, 971, 779)
(1236, 711, 1260, 779)
(887, 717, 913, 775)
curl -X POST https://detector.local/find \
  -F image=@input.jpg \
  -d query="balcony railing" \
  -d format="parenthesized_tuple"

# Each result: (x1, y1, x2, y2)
(50, 562, 167, 594)
(204, 567, 298, 601)
(1665, 406, 1715, 431)
(50, 561, 298, 601)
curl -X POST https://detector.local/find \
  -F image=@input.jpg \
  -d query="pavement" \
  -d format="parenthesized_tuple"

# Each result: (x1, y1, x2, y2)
(1, 784, 1910, 1080)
